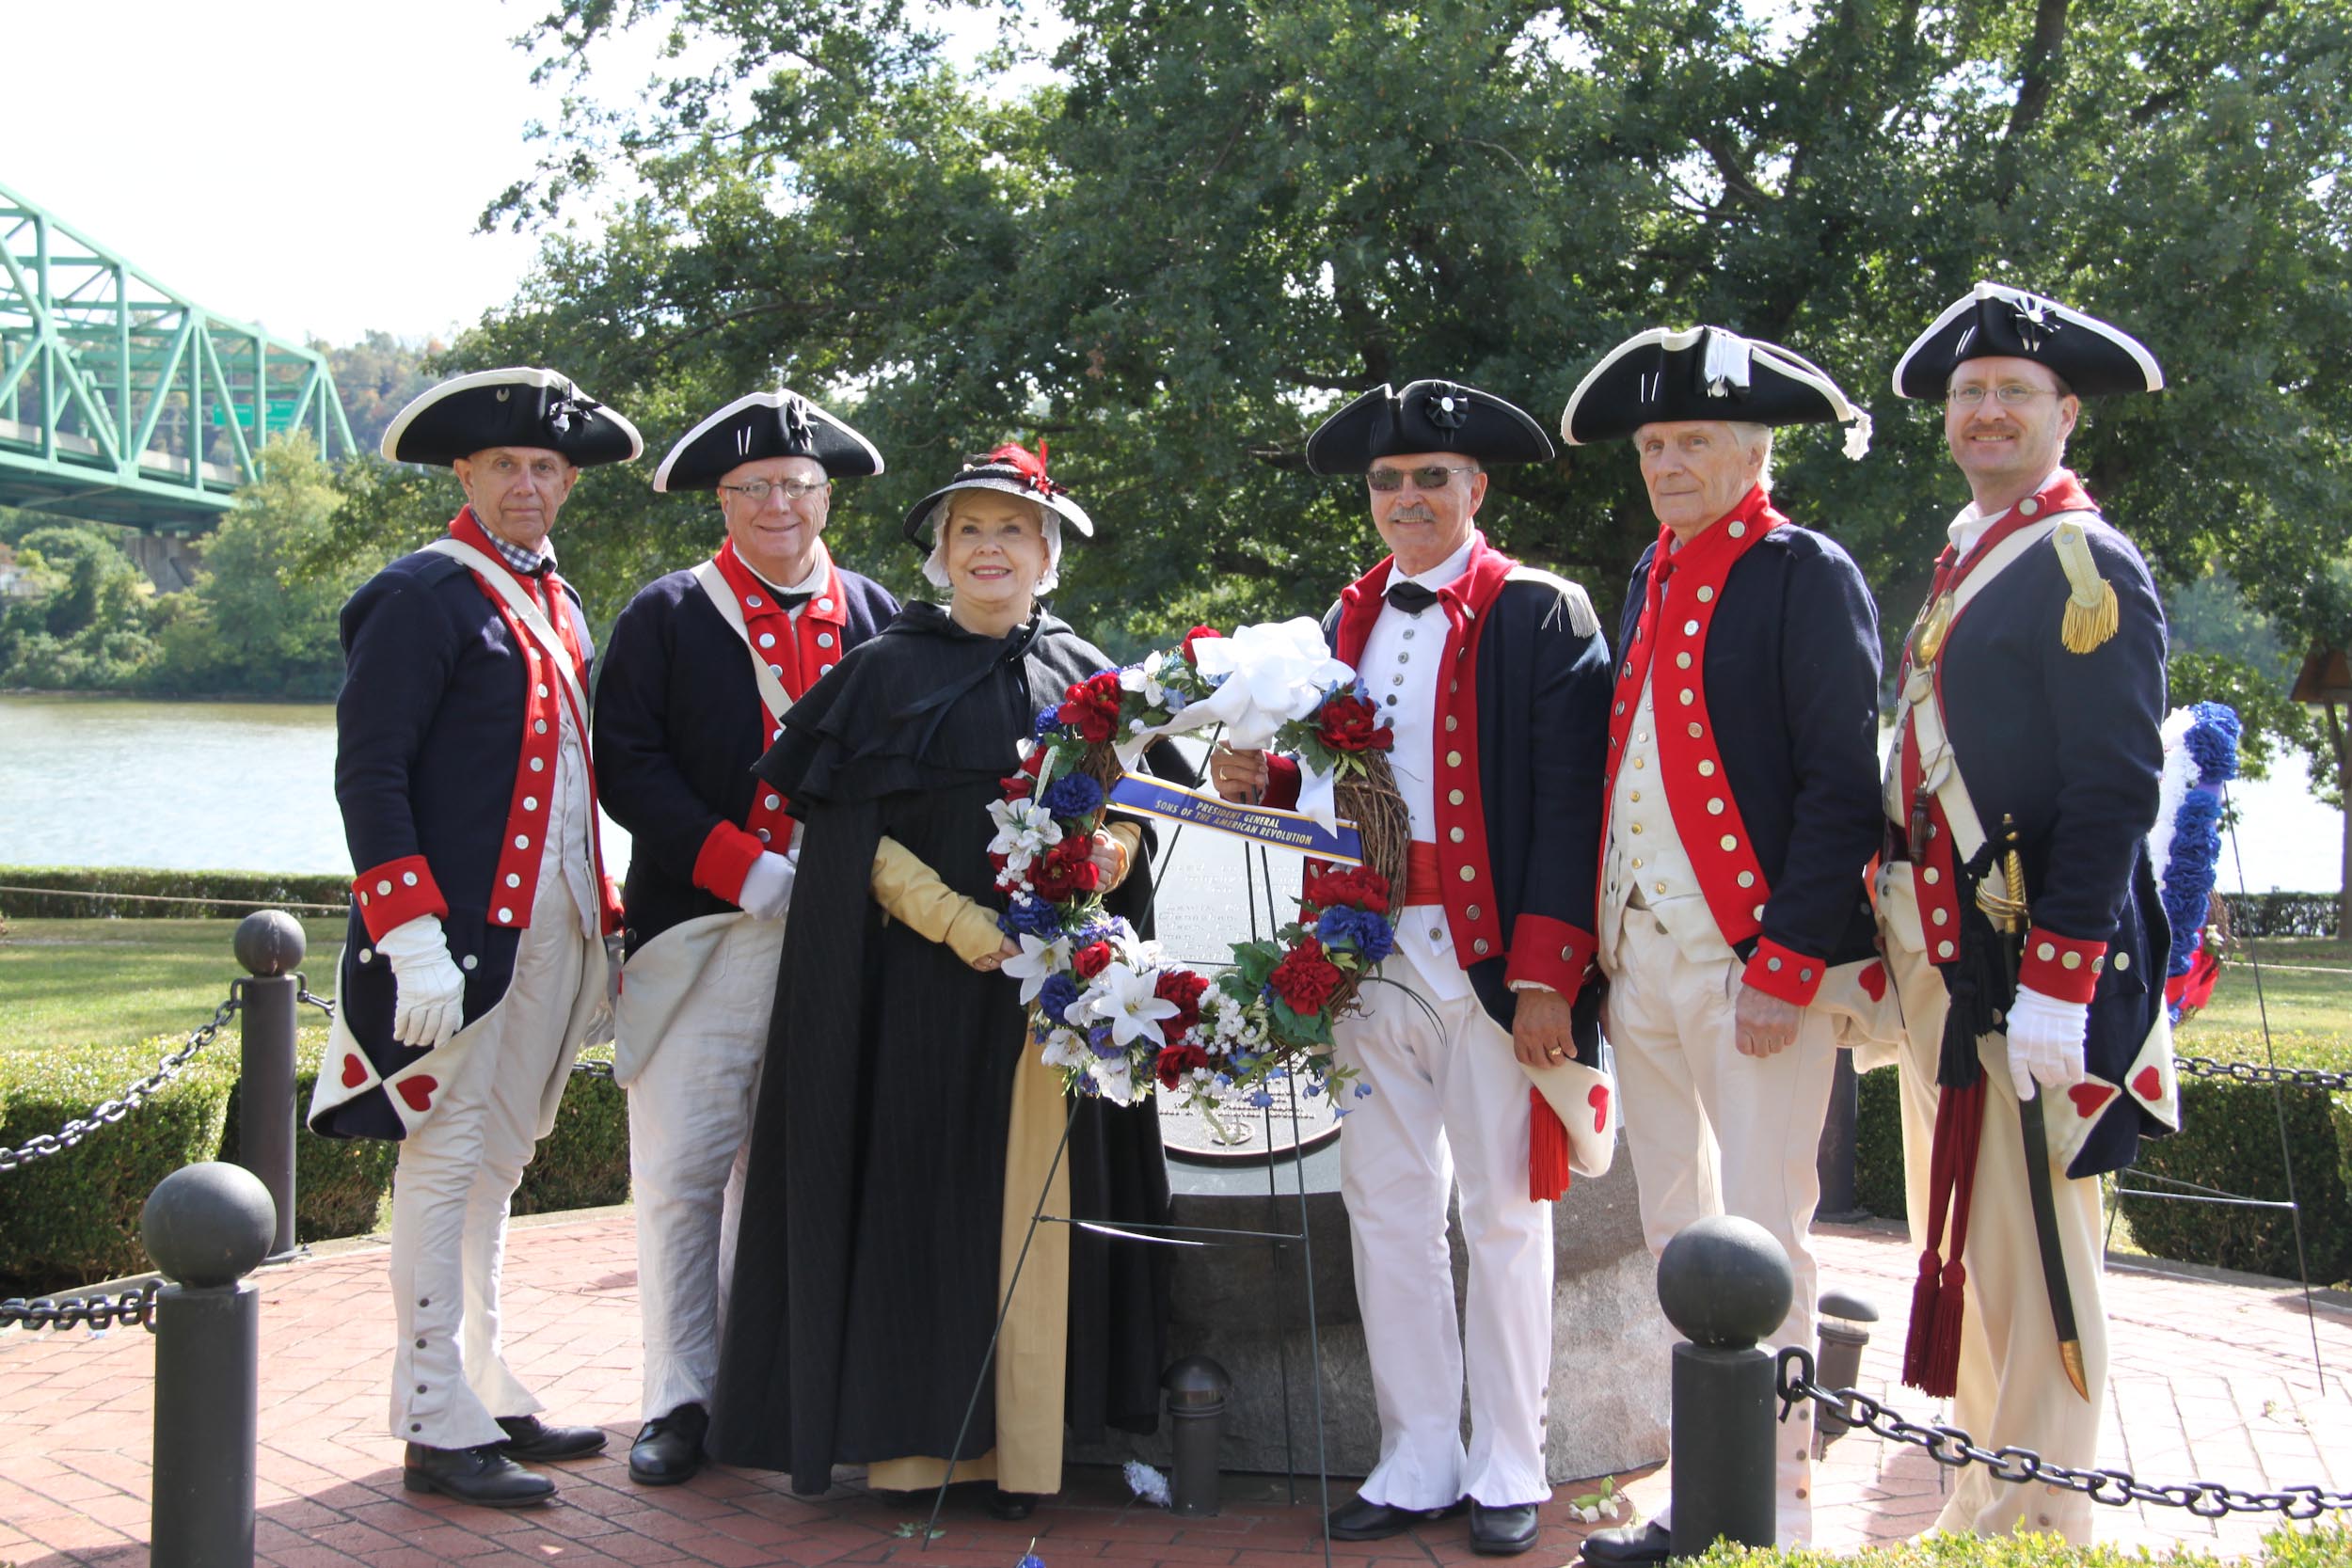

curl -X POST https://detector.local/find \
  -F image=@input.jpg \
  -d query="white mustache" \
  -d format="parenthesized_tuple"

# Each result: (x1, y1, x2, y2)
(1391, 504, 1438, 523)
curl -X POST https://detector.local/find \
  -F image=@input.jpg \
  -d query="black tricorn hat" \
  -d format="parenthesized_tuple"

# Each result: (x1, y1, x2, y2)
(652, 389, 884, 492)
(380, 367, 642, 468)
(1560, 326, 1873, 458)
(1893, 281, 2164, 400)
(1304, 379, 1554, 476)
(899, 441, 1094, 547)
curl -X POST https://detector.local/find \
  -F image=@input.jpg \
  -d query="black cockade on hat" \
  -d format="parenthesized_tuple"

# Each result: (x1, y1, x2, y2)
(1892, 282, 2164, 400)
(1304, 379, 1554, 475)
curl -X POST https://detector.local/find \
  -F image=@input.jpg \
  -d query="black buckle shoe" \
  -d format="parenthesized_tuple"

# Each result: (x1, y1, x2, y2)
(1579, 1520, 1671, 1567)
(1327, 1494, 1466, 1541)
(628, 1402, 709, 1486)
(495, 1414, 609, 1463)
(986, 1486, 1040, 1521)
(1469, 1501, 1540, 1557)
(403, 1442, 556, 1508)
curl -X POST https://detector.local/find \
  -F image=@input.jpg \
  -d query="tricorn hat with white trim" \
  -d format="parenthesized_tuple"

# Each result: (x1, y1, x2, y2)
(652, 389, 884, 491)
(899, 441, 1094, 547)
(1893, 281, 2164, 400)
(1560, 325, 1873, 459)
(1304, 379, 1554, 475)
(380, 367, 643, 468)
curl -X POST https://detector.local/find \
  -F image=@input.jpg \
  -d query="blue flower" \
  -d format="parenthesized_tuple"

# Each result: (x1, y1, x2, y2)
(2185, 702, 2242, 786)
(1039, 973, 1082, 1026)
(1041, 771, 1105, 819)
(999, 894, 1064, 941)
(1304, 1083, 1324, 1098)
(1316, 904, 1395, 964)
(1353, 1083, 1373, 1099)
(1020, 1556, 1048, 1568)
(1035, 705, 1064, 738)
(1089, 1023, 1124, 1059)
(1249, 1090, 1275, 1109)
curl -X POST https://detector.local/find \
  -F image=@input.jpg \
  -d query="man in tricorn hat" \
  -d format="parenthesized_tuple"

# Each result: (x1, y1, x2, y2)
(1558, 329, 1885, 1564)
(593, 389, 898, 1485)
(1210, 381, 1612, 1555)
(1878, 281, 2177, 1541)
(310, 367, 642, 1506)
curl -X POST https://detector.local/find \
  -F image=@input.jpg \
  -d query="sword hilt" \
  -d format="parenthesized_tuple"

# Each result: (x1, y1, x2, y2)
(1976, 816, 2030, 934)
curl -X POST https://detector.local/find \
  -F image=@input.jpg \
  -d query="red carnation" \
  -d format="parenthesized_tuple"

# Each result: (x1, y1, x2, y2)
(1315, 691, 1391, 754)
(1303, 864, 1391, 916)
(1030, 835, 1103, 901)
(1020, 748, 1049, 779)
(1000, 773, 1034, 800)
(1153, 968, 1208, 1040)
(1267, 936, 1345, 1015)
(1072, 942, 1114, 979)
(1179, 626, 1224, 666)
(1057, 676, 1122, 744)
(1155, 1042, 1211, 1089)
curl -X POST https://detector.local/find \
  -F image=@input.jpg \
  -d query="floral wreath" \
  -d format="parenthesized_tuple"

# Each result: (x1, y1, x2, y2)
(984, 625, 1402, 1116)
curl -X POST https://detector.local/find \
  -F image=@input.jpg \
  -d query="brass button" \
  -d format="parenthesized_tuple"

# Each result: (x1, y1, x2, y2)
(1446, 750, 1462, 768)
(1449, 827, 1465, 843)
(1459, 865, 1476, 882)
(1448, 789, 1465, 805)
(1467, 905, 1482, 920)
(1445, 715, 1458, 731)
(1473, 939, 1490, 955)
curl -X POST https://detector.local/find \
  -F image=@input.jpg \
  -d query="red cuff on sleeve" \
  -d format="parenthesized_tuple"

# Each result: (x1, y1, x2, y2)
(1741, 936, 1828, 1006)
(351, 856, 447, 943)
(691, 823, 766, 904)
(600, 875, 627, 937)
(2021, 927, 2106, 1004)
(1506, 914, 1596, 1003)
(1263, 754, 1302, 811)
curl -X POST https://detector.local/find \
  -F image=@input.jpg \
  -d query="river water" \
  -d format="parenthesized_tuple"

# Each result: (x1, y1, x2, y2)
(0, 693, 2339, 898)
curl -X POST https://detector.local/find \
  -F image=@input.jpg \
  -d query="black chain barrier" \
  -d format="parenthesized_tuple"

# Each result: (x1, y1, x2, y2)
(1774, 1347, 2352, 1519)
(295, 987, 612, 1076)
(0, 990, 243, 1175)
(2177, 1054, 2352, 1093)
(0, 1282, 159, 1334)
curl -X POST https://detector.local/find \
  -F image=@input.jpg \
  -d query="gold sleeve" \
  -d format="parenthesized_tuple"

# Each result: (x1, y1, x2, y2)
(1104, 821, 1144, 891)
(871, 835, 1005, 966)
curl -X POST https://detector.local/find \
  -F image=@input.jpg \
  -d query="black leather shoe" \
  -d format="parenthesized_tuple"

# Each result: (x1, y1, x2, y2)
(628, 1402, 708, 1486)
(1578, 1520, 1671, 1567)
(403, 1442, 556, 1507)
(1469, 1501, 1540, 1556)
(986, 1487, 1039, 1521)
(495, 1414, 609, 1463)
(1327, 1494, 1464, 1541)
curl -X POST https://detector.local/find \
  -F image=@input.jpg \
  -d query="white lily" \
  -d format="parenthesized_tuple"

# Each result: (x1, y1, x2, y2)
(1002, 930, 1075, 1005)
(1039, 1028, 1092, 1074)
(1118, 651, 1172, 709)
(1092, 1055, 1140, 1107)
(985, 797, 1062, 870)
(1083, 961, 1180, 1050)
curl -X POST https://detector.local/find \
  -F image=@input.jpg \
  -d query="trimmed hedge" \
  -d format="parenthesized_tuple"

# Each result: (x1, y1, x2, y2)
(0, 1035, 241, 1289)
(0, 863, 352, 920)
(1679, 1522, 2351, 1564)
(2, 1032, 629, 1292)
(2230, 891, 2342, 940)
(1852, 1065, 1906, 1223)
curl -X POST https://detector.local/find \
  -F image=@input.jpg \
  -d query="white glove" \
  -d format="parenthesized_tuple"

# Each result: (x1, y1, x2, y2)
(739, 850, 797, 922)
(377, 914, 467, 1050)
(2004, 985, 2089, 1101)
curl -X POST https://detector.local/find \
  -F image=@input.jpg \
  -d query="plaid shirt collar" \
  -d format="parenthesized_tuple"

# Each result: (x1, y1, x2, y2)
(485, 529, 556, 578)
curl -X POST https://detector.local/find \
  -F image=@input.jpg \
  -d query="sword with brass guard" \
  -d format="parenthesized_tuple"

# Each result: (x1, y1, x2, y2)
(1978, 815, 2090, 1401)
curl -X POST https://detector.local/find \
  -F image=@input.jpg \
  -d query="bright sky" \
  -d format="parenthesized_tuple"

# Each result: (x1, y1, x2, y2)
(6, 2, 1053, 350)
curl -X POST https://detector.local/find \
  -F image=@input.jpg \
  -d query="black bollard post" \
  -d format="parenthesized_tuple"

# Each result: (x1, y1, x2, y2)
(1811, 1289, 1879, 1454)
(232, 911, 305, 1261)
(1814, 1051, 1864, 1223)
(144, 1161, 277, 1568)
(1162, 1355, 1232, 1516)
(1656, 1215, 1793, 1560)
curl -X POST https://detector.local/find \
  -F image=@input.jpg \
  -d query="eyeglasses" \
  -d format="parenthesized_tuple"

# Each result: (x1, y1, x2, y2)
(1367, 464, 1476, 492)
(1946, 384, 2059, 408)
(720, 478, 829, 503)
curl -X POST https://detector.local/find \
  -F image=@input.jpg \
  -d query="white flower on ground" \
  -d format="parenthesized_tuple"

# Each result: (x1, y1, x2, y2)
(1001, 932, 1075, 1004)
(1083, 962, 1179, 1049)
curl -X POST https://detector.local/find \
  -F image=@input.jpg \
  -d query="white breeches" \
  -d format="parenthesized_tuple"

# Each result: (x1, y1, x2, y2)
(386, 895, 596, 1449)
(1604, 915, 1836, 1545)
(1335, 943, 1554, 1510)
(626, 915, 784, 1421)
(1887, 940, 2108, 1543)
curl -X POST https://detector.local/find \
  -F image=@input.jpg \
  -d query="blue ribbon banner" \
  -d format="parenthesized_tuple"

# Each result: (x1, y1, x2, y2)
(1106, 772, 1364, 864)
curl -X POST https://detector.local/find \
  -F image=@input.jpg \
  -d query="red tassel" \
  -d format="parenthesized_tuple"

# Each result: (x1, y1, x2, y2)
(1919, 1259, 1967, 1399)
(1528, 1087, 1571, 1201)
(1900, 1248, 1943, 1389)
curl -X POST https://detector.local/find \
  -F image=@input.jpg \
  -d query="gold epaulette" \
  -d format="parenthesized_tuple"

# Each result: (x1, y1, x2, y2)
(2051, 519, 2120, 654)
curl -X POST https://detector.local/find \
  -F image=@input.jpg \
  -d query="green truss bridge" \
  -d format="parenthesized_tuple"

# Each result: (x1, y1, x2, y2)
(2, 180, 358, 536)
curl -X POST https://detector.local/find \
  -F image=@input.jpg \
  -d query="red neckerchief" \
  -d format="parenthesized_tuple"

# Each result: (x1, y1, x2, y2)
(1597, 485, 1782, 944)
(1893, 470, 2097, 965)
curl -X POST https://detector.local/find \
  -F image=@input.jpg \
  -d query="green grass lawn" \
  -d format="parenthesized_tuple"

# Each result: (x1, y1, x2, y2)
(0, 916, 348, 1053)
(2174, 934, 2352, 1070)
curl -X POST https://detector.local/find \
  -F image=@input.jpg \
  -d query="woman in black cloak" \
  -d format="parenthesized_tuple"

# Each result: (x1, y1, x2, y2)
(707, 444, 1178, 1512)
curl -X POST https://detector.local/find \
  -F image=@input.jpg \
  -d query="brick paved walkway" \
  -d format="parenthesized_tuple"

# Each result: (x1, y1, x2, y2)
(5, 1214, 2350, 1566)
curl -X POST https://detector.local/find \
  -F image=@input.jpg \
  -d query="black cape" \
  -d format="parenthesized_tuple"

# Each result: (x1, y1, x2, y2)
(707, 600, 1183, 1492)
